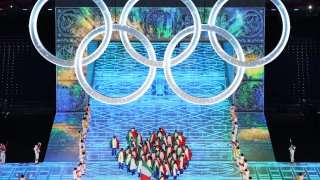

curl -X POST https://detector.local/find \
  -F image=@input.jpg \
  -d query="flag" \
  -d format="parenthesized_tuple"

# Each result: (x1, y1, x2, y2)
(140, 162, 152, 180)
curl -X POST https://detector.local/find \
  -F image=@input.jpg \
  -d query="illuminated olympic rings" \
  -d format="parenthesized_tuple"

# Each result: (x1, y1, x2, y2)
(208, 0, 290, 68)
(29, 0, 290, 105)
(75, 24, 157, 105)
(164, 25, 245, 105)
(29, 0, 113, 68)
(119, 0, 201, 68)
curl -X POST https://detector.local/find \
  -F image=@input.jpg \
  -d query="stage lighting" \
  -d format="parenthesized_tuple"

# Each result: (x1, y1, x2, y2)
(119, 0, 201, 68)
(208, 0, 290, 68)
(74, 25, 157, 105)
(28, 0, 291, 105)
(29, 0, 113, 68)
(163, 25, 245, 105)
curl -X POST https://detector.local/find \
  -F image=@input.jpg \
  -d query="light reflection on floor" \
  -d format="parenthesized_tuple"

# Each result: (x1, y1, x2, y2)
(2, 43, 319, 179)
(1, 162, 320, 179)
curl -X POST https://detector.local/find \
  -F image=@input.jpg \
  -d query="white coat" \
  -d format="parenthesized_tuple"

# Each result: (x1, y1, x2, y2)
(118, 151, 124, 163)
(129, 159, 137, 170)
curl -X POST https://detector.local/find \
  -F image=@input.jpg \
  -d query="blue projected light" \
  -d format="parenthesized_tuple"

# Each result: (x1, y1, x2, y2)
(2, 43, 320, 179)
(90, 42, 233, 98)
(1, 161, 320, 179)
(85, 42, 234, 163)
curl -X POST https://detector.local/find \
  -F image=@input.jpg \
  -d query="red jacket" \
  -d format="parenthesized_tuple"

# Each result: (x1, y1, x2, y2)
(132, 130, 138, 139)
(160, 128, 166, 136)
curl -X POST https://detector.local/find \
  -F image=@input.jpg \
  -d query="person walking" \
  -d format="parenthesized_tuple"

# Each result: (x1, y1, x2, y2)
(110, 135, 120, 156)
(116, 148, 125, 170)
